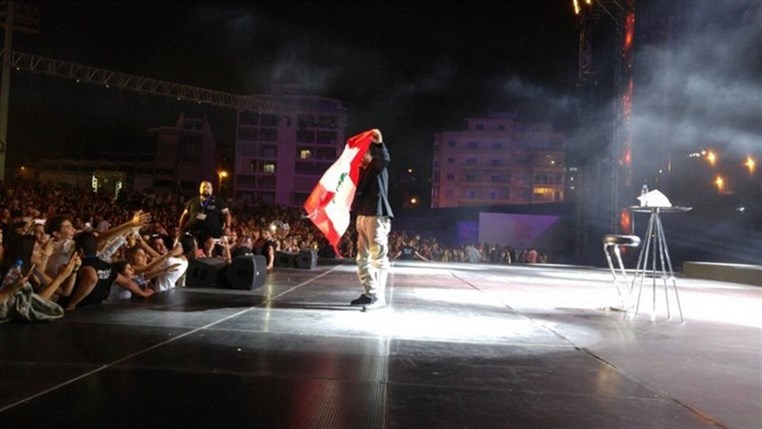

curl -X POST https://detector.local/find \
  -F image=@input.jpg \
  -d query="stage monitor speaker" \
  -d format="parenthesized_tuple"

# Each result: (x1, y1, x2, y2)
(225, 254, 267, 290)
(186, 258, 227, 288)
(275, 251, 296, 268)
(296, 249, 317, 269)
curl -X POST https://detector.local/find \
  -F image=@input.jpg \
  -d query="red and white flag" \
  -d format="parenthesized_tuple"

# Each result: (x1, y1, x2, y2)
(303, 130, 374, 257)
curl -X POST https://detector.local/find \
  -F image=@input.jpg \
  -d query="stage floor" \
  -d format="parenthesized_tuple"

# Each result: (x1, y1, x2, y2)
(1, 260, 760, 428)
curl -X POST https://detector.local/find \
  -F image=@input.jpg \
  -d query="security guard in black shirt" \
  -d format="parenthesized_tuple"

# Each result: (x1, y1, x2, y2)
(179, 181, 232, 245)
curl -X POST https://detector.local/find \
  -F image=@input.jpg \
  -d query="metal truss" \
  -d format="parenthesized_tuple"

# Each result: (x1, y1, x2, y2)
(3, 49, 290, 115)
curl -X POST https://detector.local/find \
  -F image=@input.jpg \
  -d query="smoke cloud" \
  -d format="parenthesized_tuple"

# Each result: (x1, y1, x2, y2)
(633, 1, 761, 159)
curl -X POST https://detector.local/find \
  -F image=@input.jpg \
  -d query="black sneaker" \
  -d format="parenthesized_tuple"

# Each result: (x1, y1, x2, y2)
(363, 298, 386, 310)
(350, 294, 376, 306)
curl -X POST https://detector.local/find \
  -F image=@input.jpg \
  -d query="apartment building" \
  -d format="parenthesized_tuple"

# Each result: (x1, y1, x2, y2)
(431, 113, 566, 208)
(233, 84, 347, 207)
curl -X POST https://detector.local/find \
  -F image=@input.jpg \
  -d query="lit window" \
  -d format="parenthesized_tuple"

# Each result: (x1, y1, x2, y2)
(533, 187, 556, 201)
(300, 149, 312, 159)
(263, 163, 276, 173)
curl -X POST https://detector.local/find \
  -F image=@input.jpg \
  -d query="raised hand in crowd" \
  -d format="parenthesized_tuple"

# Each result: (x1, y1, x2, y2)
(41, 253, 81, 301)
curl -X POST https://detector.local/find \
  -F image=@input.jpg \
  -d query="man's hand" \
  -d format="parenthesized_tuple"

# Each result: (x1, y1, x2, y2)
(361, 151, 372, 169)
(41, 236, 55, 257)
(371, 129, 382, 144)
(63, 254, 81, 277)
(131, 210, 152, 228)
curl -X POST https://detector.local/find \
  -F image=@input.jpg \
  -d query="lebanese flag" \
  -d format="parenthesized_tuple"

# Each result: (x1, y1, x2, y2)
(304, 129, 374, 257)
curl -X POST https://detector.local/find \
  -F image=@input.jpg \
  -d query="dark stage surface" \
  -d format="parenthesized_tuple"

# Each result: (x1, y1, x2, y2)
(1, 260, 760, 428)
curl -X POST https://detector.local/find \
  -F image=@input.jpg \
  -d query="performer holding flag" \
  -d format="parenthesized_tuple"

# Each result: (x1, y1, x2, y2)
(304, 129, 393, 309)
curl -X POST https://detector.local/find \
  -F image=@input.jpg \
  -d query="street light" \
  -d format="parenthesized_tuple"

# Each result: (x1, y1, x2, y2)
(714, 175, 725, 193)
(217, 170, 228, 191)
(744, 156, 756, 174)
(705, 150, 717, 167)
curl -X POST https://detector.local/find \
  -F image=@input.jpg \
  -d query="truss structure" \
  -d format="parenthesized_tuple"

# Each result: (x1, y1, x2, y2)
(2, 49, 292, 115)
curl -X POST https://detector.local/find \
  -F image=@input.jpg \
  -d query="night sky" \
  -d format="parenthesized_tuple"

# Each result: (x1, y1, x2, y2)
(6, 0, 579, 182)
(5, 0, 760, 211)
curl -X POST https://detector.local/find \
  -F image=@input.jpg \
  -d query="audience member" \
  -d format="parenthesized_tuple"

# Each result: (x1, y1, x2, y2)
(59, 231, 154, 311)
(252, 228, 276, 271)
(151, 233, 194, 292)
(393, 238, 429, 261)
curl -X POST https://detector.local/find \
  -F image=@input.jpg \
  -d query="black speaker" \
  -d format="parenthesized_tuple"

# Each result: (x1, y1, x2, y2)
(275, 251, 296, 268)
(225, 255, 266, 290)
(186, 258, 227, 288)
(295, 249, 317, 269)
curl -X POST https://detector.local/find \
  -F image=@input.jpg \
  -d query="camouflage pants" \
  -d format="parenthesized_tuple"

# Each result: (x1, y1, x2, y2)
(355, 215, 391, 298)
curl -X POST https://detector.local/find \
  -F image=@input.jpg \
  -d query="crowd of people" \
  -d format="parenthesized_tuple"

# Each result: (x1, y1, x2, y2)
(0, 181, 548, 322)
(380, 233, 548, 264)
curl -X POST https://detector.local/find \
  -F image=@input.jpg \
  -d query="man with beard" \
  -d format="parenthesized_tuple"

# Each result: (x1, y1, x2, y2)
(178, 181, 232, 246)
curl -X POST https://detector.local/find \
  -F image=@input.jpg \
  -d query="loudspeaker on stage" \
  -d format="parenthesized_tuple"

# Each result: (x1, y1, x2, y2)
(296, 249, 317, 269)
(275, 251, 296, 268)
(225, 254, 267, 290)
(186, 258, 228, 288)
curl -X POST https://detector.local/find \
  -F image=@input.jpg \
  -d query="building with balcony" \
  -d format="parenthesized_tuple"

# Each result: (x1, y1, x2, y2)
(431, 113, 566, 208)
(233, 84, 347, 207)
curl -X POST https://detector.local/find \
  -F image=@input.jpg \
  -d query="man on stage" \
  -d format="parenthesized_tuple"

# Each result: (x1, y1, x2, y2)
(350, 129, 394, 309)
(179, 181, 232, 246)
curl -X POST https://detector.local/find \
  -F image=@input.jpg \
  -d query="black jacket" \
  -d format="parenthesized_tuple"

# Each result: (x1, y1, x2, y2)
(353, 142, 394, 218)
